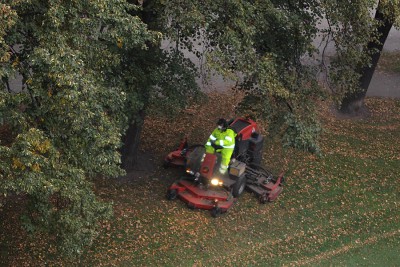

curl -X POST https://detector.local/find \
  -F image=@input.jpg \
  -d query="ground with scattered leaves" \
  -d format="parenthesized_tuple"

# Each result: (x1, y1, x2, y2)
(1, 92, 399, 266)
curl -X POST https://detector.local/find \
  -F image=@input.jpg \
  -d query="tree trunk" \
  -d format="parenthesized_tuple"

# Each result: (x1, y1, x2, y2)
(120, 0, 156, 170)
(340, 0, 393, 114)
(121, 110, 145, 171)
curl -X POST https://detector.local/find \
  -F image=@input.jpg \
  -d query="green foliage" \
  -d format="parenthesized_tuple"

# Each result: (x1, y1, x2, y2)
(147, 51, 202, 116)
(0, 0, 157, 256)
(1, 128, 112, 255)
(283, 112, 321, 153)
(0, 3, 17, 78)
(141, 0, 400, 153)
(380, 0, 400, 24)
(158, 0, 324, 151)
(1, 0, 205, 256)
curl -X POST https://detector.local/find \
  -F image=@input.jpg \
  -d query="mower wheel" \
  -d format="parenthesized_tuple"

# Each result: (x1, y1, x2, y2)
(232, 174, 246, 198)
(259, 193, 269, 204)
(163, 160, 171, 169)
(211, 207, 222, 218)
(166, 189, 178, 200)
(187, 203, 196, 210)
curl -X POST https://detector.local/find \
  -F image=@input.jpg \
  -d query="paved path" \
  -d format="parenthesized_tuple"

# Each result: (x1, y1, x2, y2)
(367, 28, 400, 98)
(368, 71, 400, 98)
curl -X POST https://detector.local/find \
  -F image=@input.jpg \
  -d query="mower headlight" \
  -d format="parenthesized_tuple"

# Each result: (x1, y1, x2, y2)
(211, 178, 223, 186)
(186, 168, 195, 175)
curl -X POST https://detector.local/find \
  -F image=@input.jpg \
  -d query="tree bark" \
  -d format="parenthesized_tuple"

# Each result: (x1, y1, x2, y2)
(121, 110, 145, 171)
(340, 1, 393, 114)
(120, 0, 156, 170)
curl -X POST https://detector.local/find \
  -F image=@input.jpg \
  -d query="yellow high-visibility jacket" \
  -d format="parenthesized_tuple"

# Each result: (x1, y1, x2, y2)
(206, 128, 236, 150)
(205, 128, 236, 168)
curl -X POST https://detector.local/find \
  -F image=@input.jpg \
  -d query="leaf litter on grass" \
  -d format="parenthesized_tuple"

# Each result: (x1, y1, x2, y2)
(1, 94, 400, 266)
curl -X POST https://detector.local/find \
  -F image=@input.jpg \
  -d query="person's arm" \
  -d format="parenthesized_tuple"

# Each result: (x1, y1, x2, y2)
(206, 128, 218, 147)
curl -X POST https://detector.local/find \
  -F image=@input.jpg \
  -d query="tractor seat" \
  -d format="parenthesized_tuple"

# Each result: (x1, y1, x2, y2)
(232, 133, 242, 159)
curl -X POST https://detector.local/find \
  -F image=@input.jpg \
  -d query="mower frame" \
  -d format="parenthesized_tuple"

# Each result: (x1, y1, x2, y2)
(165, 117, 284, 217)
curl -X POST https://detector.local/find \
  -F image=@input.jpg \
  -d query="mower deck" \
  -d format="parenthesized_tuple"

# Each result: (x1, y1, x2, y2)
(164, 149, 186, 167)
(168, 180, 235, 211)
(246, 172, 284, 203)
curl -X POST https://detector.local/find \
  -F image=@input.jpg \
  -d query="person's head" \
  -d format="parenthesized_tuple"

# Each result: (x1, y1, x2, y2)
(217, 118, 228, 131)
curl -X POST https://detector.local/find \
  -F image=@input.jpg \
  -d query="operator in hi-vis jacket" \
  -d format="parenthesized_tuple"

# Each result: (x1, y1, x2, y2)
(205, 118, 236, 174)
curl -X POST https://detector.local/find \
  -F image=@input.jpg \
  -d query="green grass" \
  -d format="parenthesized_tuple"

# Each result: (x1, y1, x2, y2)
(315, 235, 400, 267)
(1, 97, 400, 266)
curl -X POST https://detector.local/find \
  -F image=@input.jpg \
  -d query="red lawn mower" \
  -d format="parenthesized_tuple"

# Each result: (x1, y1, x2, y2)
(165, 118, 285, 217)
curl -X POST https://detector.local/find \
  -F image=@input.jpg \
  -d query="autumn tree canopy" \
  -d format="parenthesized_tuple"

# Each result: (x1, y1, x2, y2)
(1, 0, 162, 256)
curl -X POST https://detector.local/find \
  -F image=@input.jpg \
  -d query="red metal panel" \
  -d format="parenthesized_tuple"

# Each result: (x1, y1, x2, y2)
(178, 190, 234, 210)
(171, 180, 235, 210)
(200, 153, 217, 179)
(165, 150, 186, 167)
(267, 186, 283, 202)
(230, 118, 258, 140)
(178, 180, 230, 201)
